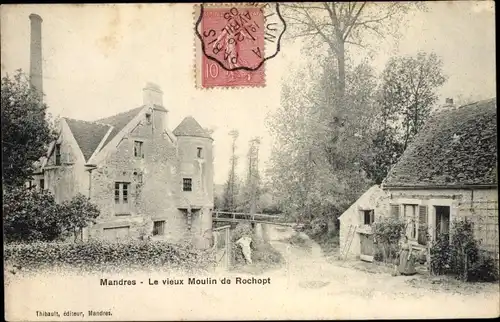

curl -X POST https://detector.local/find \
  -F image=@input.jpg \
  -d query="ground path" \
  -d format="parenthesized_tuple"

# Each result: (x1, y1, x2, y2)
(5, 226, 499, 320)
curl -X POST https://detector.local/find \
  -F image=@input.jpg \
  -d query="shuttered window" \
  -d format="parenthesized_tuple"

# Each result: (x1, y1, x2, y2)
(418, 205, 428, 245)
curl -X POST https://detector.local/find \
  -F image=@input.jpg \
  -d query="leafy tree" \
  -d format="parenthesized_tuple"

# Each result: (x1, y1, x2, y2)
(283, 2, 419, 101)
(268, 59, 377, 232)
(3, 187, 62, 242)
(59, 193, 100, 242)
(378, 52, 447, 149)
(361, 129, 404, 184)
(1, 70, 57, 187)
(3, 188, 100, 243)
(361, 52, 446, 181)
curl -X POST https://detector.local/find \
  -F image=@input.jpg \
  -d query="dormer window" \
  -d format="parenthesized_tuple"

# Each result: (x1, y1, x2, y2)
(197, 147, 203, 159)
(145, 113, 152, 124)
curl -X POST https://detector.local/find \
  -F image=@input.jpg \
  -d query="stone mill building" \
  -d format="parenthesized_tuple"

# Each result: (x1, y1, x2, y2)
(26, 13, 214, 249)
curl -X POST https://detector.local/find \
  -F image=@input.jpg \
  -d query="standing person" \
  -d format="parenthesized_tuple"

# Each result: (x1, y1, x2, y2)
(397, 235, 417, 276)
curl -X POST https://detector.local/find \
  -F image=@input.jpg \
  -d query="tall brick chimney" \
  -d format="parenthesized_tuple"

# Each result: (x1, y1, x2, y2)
(29, 13, 43, 102)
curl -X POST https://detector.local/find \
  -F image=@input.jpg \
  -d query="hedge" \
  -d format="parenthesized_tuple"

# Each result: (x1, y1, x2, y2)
(4, 239, 216, 274)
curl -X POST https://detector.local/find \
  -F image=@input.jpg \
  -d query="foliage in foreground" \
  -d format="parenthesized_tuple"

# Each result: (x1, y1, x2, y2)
(372, 217, 406, 263)
(430, 219, 498, 282)
(3, 188, 100, 243)
(230, 223, 284, 268)
(2, 70, 57, 187)
(4, 239, 215, 273)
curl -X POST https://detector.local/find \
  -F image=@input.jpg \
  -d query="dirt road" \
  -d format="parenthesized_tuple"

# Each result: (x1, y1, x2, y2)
(5, 226, 500, 320)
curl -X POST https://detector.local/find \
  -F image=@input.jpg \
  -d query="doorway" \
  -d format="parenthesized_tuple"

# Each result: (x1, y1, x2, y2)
(434, 206, 450, 240)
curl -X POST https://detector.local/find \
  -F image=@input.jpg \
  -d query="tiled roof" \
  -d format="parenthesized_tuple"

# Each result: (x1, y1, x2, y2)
(95, 106, 145, 150)
(65, 118, 111, 162)
(383, 98, 497, 188)
(173, 116, 212, 139)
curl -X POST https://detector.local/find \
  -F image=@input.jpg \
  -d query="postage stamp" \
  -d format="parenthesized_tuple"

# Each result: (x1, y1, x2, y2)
(194, 3, 286, 89)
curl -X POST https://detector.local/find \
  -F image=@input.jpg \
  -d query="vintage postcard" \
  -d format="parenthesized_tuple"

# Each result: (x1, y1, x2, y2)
(2, 2, 498, 321)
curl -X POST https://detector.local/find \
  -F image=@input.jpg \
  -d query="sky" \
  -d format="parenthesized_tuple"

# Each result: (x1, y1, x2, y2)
(1, 2, 496, 185)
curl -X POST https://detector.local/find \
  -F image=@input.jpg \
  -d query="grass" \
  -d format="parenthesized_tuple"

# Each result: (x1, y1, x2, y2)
(306, 229, 340, 258)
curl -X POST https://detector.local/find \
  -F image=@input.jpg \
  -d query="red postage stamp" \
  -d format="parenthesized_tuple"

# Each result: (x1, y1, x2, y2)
(194, 3, 286, 89)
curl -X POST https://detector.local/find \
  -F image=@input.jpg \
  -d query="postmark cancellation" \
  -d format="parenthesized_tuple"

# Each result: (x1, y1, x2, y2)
(194, 3, 286, 89)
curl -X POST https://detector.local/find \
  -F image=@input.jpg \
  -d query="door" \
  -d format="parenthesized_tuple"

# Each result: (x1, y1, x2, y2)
(103, 226, 130, 241)
(360, 233, 375, 262)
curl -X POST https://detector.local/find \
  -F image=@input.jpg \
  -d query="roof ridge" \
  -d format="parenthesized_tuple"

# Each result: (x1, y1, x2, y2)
(457, 97, 496, 109)
(64, 117, 111, 128)
(95, 105, 145, 123)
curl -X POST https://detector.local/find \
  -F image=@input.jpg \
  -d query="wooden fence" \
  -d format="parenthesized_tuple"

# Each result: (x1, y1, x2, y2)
(212, 225, 231, 270)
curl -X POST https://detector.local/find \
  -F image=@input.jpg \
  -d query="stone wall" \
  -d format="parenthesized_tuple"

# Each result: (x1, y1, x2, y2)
(89, 120, 187, 242)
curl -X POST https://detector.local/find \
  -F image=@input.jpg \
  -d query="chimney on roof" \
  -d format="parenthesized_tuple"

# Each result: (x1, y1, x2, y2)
(143, 82, 163, 106)
(29, 13, 43, 102)
(143, 82, 168, 133)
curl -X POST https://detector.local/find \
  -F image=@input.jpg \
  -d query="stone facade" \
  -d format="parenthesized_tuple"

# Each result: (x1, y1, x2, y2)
(35, 83, 214, 249)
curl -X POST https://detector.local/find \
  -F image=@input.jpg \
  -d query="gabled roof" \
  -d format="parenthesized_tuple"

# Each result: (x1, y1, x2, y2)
(383, 98, 497, 188)
(95, 106, 145, 150)
(65, 118, 111, 162)
(173, 116, 213, 139)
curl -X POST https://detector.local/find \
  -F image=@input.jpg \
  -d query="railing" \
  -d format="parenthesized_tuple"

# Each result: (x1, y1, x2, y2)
(212, 211, 291, 226)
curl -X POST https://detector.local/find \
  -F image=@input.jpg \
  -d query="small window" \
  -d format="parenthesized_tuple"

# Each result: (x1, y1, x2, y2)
(134, 141, 144, 158)
(153, 221, 165, 236)
(145, 113, 152, 123)
(197, 147, 203, 159)
(115, 182, 130, 204)
(55, 144, 61, 165)
(39, 179, 45, 191)
(183, 178, 192, 191)
(363, 210, 374, 225)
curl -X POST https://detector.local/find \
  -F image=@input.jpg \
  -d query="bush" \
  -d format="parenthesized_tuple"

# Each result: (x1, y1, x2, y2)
(430, 219, 498, 282)
(372, 217, 406, 263)
(4, 239, 215, 273)
(3, 187, 63, 242)
(3, 189, 100, 243)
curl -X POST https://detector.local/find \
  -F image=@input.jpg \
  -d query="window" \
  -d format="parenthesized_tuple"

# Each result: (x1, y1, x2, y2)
(145, 113, 152, 123)
(55, 144, 61, 165)
(402, 204, 429, 245)
(134, 141, 144, 158)
(114, 182, 130, 215)
(183, 178, 192, 191)
(403, 204, 418, 240)
(153, 221, 165, 236)
(197, 147, 203, 159)
(363, 210, 375, 225)
(39, 179, 45, 191)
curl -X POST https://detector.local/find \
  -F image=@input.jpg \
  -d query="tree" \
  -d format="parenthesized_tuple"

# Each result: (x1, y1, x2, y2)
(221, 130, 239, 211)
(1, 70, 56, 187)
(240, 137, 262, 214)
(268, 59, 377, 232)
(283, 2, 418, 101)
(3, 188, 100, 243)
(3, 187, 62, 242)
(378, 52, 447, 149)
(59, 193, 100, 242)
